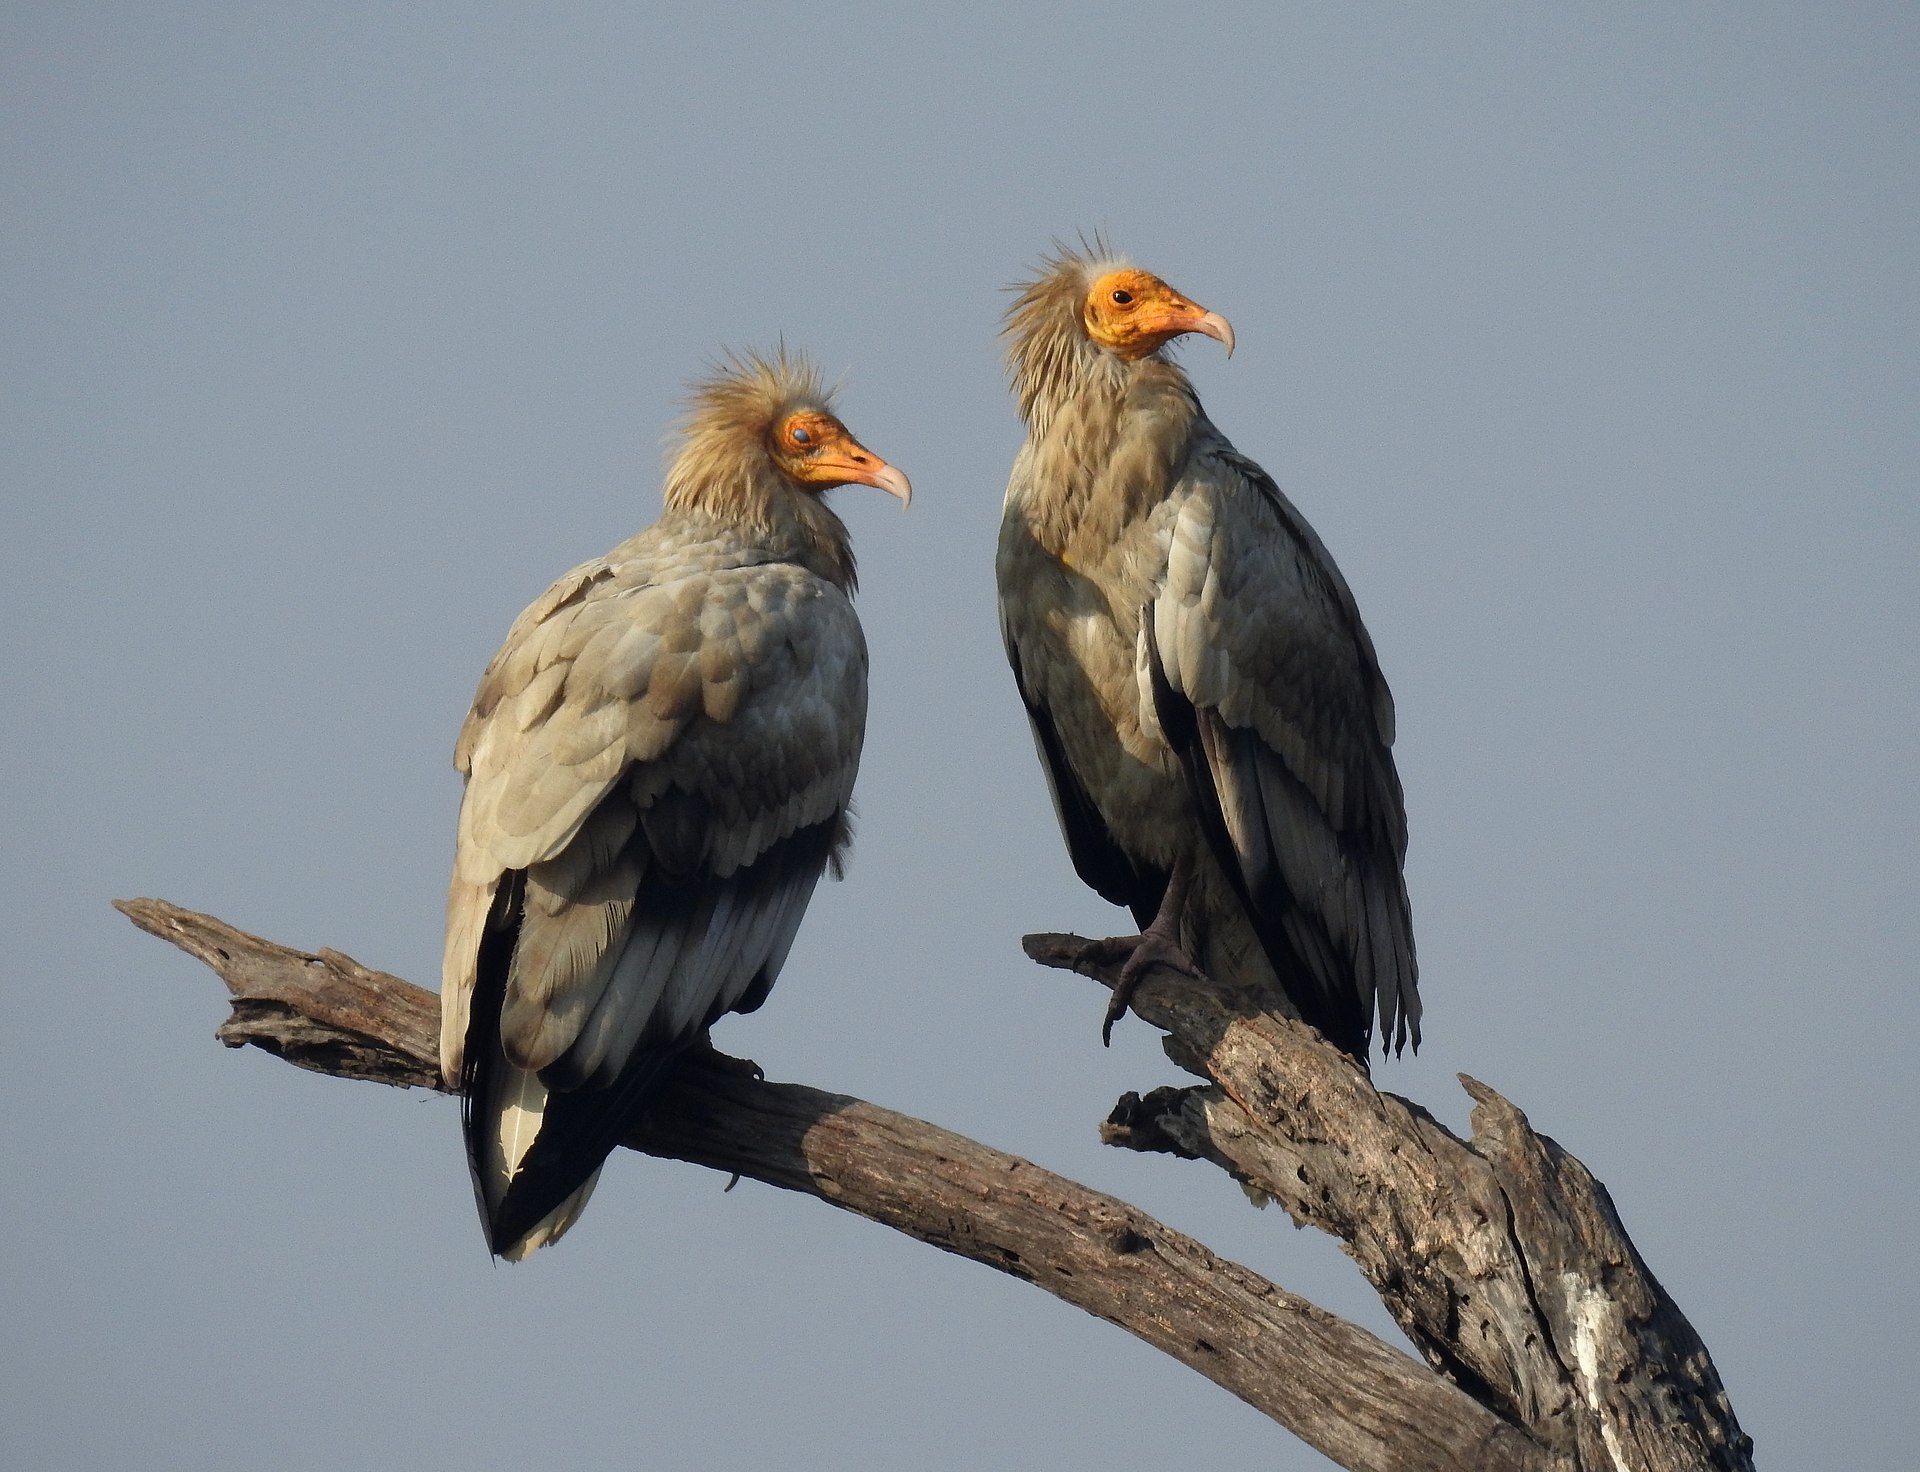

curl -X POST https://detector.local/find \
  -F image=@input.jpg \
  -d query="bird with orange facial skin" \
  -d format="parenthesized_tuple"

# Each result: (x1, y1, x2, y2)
(440, 351, 909, 1257)
(997, 244, 1418, 1062)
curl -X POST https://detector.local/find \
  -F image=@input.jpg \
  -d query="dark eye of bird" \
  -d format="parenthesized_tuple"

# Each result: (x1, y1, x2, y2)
(1111, 289, 1133, 306)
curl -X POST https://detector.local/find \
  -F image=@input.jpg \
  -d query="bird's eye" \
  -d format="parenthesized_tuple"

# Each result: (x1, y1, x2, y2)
(1111, 289, 1134, 306)
(790, 425, 812, 445)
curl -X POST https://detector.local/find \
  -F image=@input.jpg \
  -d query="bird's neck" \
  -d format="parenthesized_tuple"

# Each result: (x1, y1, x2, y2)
(1017, 347, 1202, 559)
(774, 491, 858, 594)
(665, 461, 857, 594)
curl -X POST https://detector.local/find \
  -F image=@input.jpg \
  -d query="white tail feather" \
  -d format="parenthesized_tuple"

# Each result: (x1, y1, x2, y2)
(490, 1063, 547, 1183)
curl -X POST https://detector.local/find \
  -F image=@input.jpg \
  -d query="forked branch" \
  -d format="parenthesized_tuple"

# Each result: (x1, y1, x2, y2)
(118, 898, 1748, 1472)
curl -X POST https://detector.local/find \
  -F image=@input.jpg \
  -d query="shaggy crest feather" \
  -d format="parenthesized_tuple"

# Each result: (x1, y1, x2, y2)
(1001, 241, 1203, 552)
(1003, 240, 1134, 431)
(663, 347, 857, 591)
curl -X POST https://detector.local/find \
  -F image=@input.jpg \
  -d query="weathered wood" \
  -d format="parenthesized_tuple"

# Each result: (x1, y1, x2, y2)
(1027, 932, 1753, 1472)
(117, 897, 1550, 1472)
(119, 899, 441, 1090)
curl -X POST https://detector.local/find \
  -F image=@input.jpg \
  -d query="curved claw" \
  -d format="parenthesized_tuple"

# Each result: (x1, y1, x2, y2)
(1097, 931, 1202, 1046)
(1102, 980, 1136, 1048)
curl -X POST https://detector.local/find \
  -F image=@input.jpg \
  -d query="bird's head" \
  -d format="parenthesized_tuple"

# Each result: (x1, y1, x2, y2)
(1081, 267, 1235, 361)
(768, 405, 912, 507)
(1005, 244, 1235, 427)
(668, 349, 910, 513)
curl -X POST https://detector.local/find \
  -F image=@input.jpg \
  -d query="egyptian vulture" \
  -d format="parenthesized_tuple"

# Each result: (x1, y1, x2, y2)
(441, 351, 909, 1256)
(997, 245, 1418, 1062)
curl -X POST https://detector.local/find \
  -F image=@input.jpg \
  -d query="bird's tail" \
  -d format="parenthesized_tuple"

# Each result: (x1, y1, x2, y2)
(466, 1034, 680, 1259)
(459, 876, 678, 1258)
(472, 1058, 601, 1259)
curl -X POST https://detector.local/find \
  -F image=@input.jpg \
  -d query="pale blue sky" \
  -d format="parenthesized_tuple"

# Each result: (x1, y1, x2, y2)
(6, 5, 1915, 1468)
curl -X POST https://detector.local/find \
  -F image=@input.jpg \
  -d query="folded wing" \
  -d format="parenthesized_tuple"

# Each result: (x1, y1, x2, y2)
(442, 540, 866, 1256)
(1144, 448, 1418, 1058)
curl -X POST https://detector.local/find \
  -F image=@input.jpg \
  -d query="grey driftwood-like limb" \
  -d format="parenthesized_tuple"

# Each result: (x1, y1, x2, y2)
(1025, 933, 1753, 1472)
(117, 898, 1549, 1472)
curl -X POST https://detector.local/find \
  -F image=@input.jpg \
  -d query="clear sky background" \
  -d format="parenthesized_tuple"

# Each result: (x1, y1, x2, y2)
(6, 5, 1915, 1468)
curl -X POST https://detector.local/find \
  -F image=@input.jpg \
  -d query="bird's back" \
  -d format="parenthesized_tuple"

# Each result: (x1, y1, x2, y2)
(443, 509, 867, 1254)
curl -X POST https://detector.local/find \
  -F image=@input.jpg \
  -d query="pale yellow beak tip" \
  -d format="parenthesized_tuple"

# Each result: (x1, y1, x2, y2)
(1199, 310, 1236, 359)
(870, 463, 912, 509)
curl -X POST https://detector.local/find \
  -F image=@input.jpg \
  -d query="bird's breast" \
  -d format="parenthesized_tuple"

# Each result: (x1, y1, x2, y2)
(1013, 579, 1188, 866)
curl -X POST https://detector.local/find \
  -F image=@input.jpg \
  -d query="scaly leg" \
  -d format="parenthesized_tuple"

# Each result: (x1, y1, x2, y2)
(1085, 855, 1199, 1045)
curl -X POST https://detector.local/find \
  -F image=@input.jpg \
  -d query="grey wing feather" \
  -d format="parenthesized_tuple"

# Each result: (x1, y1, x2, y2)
(1149, 446, 1419, 1056)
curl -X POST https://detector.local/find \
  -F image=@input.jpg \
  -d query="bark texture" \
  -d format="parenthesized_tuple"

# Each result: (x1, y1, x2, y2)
(118, 897, 1749, 1472)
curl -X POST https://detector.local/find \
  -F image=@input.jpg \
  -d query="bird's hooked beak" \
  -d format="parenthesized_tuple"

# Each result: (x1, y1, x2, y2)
(1185, 308, 1235, 358)
(1146, 299, 1234, 359)
(802, 430, 913, 508)
(851, 457, 913, 508)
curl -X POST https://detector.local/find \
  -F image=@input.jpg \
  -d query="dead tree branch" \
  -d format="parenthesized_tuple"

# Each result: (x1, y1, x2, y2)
(118, 897, 1748, 1472)
(1026, 934, 1752, 1472)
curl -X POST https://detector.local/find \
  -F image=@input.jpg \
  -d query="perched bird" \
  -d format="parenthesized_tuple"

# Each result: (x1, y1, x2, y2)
(997, 244, 1418, 1062)
(440, 351, 909, 1257)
